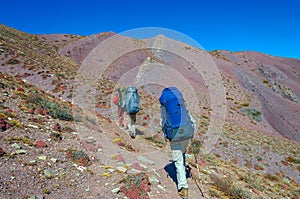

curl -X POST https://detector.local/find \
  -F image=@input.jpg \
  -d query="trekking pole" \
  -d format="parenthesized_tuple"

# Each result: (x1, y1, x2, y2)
(191, 140, 205, 197)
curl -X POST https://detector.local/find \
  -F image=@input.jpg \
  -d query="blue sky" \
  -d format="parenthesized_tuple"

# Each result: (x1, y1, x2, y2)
(1, 0, 299, 59)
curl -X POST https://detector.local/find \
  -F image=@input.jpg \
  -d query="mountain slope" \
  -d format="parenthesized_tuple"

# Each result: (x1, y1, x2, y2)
(0, 24, 300, 199)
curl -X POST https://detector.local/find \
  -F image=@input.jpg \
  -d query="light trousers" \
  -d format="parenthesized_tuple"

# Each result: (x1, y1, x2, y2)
(127, 114, 136, 137)
(170, 139, 190, 190)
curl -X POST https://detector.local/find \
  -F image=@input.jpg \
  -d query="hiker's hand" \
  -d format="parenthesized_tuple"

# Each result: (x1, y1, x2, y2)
(164, 138, 169, 143)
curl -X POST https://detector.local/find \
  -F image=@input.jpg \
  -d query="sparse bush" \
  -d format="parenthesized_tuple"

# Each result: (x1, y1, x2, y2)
(203, 154, 220, 166)
(120, 172, 150, 199)
(208, 187, 222, 198)
(211, 174, 251, 198)
(41, 99, 73, 121)
(113, 137, 136, 152)
(256, 155, 263, 162)
(9, 119, 21, 127)
(145, 133, 165, 148)
(42, 188, 51, 194)
(242, 108, 262, 122)
(263, 79, 269, 84)
(66, 149, 91, 166)
(284, 156, 300, 164)
(6, 136, 33, 146)
(5, 58, 20, 65)
(26, 92, 73, 121)
(240, 102, 249, 107)
(254, 164, 265, 171)
(264, 174, 280, 181)
(239, 173, 263, 191)
(188, 139, 201, 155)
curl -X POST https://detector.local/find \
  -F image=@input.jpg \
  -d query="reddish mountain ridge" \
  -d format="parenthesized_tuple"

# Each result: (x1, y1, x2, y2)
(58, 31, 300, 142)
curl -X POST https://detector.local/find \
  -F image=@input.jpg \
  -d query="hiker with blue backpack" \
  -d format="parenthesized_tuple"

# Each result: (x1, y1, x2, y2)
(125, 86, 140, 139)
(159, 87, 196, 199)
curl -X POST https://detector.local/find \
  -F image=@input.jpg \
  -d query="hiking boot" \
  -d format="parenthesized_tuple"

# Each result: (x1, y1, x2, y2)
(130, 132, 136, 139)
(178, 187, 188, 199)
(186, 165, 192, 178)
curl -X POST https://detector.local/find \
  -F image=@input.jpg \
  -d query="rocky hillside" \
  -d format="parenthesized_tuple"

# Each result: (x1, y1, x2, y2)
(0, 23, 300, 199)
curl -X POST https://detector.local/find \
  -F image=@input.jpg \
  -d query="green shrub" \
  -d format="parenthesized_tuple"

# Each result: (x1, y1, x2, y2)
(284, 156, 300, 164)
(5, 58, 20, 65)
(66, 149, 91, 166)
(239, 173, 264, 191)
(145, 133, 165, 148)
(264, 174, 280, 181)
(41, 99, 73, 121)
(26, 92, 73, 121)
(6, 136, 33, 146)
(211, 174, 251, 198)
(120, 173, 150, 199)
(240, 102, 249, 107)
(241, 108, 262, 122)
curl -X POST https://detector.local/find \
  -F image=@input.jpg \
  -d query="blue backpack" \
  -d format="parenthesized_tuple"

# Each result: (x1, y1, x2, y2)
(125, 86, 140, 114)
(159, 87, 194, 141)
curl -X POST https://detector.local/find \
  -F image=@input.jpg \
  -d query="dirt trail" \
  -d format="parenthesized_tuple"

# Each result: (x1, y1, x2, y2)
(73, 114, 209, 198)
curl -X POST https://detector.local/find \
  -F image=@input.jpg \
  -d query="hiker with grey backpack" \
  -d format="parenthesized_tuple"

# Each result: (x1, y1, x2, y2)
(159, 87, 196, 199)
(113, 86, 127, 129)
(124, 86, 140, 139)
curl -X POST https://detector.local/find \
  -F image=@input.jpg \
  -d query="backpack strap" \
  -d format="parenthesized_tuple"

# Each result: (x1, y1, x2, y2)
(163, 100, 174, 140)
(163, 100, 172, 127)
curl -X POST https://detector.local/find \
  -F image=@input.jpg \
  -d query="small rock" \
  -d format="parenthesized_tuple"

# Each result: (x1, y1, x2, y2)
(28, 124, 39, 129)
(111, 187, 120, 194)
(0, 118, 9, 132)
(77, 166, 87, 172)
(50, 132, 62, 141)
(139, 163, 148, 170)
(50, 158, 57, 163)
(35, 108, 43, 115)
(116, 166, 128, 173)
(114, 154, 125, 163)
(149, 176, 159, 183)
(53, 123, 61, 132)
(14, 149, 27, 155)
(11, 143, 21, 149)
(157, 184, 166, 191)
(42, 109, 47, 115)
(252, 188, 260, 196)
(28, 108, 34, 114)
(44, 169, 54, 179)
(101, 173, 111, 177)
(35, 195, 44, 199)
(0, 147, 5, 156)
(38, 156, 47, 161)
(27, 160, 37, 166)
(282, 177, 290, 184)
(131, 162, 144, 171)
(85, 137, 96, 144)
(100, 165, 113, 169)
(35, 140, 47, 148)
(108, 168, 116, 173)
(138, 155, 155, 165)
